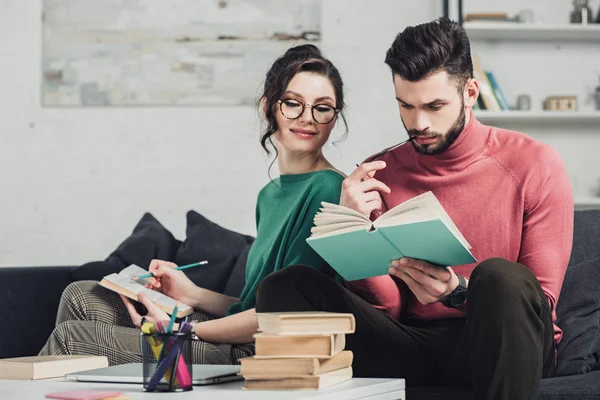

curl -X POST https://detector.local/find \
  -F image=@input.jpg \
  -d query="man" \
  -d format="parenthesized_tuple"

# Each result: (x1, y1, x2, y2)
(255, 18, 573, 400)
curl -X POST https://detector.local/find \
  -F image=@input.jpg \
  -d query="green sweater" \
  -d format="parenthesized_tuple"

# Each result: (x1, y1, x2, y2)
(226, 169, 344, 315)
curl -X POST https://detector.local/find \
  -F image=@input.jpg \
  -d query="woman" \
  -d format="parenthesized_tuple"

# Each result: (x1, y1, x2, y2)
(39, 44, 348, 366)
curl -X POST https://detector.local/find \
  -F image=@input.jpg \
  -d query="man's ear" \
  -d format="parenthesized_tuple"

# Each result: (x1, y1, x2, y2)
(463, 78, 479, 108)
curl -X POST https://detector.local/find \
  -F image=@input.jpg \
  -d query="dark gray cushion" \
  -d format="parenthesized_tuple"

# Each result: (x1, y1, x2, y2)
(555, 256, 600, 375)
(407, 370, 600, 399)
(569, 210, 600, 266)
(222, 243, 251, 297)
(173, 210, 254, 293)
(71, 213, 181, 281)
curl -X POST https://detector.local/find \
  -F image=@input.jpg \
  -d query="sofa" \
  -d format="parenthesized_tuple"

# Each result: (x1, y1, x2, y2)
(1, 210, 599, 399)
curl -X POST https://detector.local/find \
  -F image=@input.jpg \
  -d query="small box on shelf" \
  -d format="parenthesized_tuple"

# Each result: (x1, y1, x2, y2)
(543, 96, 578, 112)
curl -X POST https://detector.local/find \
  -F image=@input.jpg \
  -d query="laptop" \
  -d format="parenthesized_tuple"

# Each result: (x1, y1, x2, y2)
(65, 363, 242, 385)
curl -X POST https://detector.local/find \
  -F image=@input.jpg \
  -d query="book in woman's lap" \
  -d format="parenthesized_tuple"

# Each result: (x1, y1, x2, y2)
(99, 264, 193, 317)
(306, 191, 477, 281)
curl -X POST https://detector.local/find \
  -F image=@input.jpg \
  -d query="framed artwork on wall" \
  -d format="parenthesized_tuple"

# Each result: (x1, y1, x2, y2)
(42, 0, 321, 107)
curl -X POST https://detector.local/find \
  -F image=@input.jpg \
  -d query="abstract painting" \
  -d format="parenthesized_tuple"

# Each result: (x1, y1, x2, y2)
(42, 0, 321, 106)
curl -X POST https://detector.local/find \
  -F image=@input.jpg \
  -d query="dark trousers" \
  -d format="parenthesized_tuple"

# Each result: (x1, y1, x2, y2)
(255, 258, 556, 400)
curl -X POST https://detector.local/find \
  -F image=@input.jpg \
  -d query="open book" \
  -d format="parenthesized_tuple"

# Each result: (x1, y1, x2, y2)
(99, 264, 193, 318)
(306, 191, 477, 281)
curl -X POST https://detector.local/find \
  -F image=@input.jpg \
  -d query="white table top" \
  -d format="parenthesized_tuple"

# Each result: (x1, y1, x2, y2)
(0, 377, 405, 400)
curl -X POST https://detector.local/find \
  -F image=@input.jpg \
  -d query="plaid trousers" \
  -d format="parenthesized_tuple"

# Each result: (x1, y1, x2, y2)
(38, 281, 255, 366)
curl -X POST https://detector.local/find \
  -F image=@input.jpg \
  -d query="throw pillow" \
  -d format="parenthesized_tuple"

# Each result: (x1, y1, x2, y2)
(173, 210, 254, 294)
(222, 243, 252, 298)
(555, 256, 600, 376)
(71, 212, 181, 281)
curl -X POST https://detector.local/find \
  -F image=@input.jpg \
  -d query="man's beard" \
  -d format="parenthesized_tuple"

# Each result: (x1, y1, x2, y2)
(403, 105, 466, 156)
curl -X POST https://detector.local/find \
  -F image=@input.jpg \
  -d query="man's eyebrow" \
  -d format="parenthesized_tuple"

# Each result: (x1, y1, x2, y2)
(396, 96, 411, 106)
(396, 96, 448, 107)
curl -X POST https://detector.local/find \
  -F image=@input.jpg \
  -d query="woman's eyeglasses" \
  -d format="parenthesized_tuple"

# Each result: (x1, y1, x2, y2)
(278, 98, 339, 124)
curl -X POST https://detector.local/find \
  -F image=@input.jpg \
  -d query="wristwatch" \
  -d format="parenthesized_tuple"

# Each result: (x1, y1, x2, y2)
(441, 273, 468, 308)
(189, 320, 200, 340)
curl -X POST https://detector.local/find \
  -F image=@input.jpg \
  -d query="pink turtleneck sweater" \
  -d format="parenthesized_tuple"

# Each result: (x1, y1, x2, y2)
(345, 110, 574, 344)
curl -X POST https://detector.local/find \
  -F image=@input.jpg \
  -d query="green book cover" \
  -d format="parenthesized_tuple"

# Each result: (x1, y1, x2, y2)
(306, 192, 477, 281)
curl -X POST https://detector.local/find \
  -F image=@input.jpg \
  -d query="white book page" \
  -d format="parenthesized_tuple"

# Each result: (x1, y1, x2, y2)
(308, 224, 368, 239)
(318, 202, 370, 221)
(105, 265, 189, 312)
(313, 214, 367, 225)
(311, 221, 367, 236)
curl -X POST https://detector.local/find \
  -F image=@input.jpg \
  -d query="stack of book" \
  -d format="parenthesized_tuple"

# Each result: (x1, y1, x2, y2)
(241, 312, 356, 390)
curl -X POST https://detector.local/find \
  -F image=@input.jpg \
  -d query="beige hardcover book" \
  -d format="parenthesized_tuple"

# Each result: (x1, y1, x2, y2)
(0, 355, 108, 380)
(99, 264, 193, 318)
(243, 366, 353, 390)
(471, 55, 500, 111)
(256, 312, 356, 335)
(254, 333, 345, 359)
(240, 350, 353, 377)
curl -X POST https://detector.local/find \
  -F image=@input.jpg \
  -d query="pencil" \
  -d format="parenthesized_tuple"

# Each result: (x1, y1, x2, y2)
(135, 260, 208, 280)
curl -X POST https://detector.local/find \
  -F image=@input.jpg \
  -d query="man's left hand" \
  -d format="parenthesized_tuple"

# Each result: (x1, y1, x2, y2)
(388, 257, 462, 305)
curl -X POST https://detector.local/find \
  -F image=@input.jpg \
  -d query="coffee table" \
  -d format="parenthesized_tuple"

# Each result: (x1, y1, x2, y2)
(0, 377, 405, 399)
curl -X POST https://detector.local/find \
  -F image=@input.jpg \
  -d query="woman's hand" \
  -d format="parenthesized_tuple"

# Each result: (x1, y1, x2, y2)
(143, 259, 200, 306)
(121, 293, 170, 328)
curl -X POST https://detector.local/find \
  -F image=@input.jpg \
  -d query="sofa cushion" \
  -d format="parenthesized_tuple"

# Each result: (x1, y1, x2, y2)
(71, 212, 181, 281)
(555, 256, 600, 375)
(173, 210, 254, 293)
(222, 243, 251, 297)
(406, 370, 600, 400)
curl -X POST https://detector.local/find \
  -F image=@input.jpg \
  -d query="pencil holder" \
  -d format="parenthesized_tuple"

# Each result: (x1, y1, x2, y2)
(141, 332, 193, 392)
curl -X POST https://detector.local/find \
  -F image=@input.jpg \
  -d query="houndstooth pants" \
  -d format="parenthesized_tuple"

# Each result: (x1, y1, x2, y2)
(38, 281, 255, 366)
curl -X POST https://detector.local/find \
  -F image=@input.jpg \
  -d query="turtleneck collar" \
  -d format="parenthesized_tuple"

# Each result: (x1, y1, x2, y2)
(410, 108, 490, 172)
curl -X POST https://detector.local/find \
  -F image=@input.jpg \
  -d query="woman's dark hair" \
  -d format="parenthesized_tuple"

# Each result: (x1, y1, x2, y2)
(259, 44, 347, 155)
(384, 18, 473, 90)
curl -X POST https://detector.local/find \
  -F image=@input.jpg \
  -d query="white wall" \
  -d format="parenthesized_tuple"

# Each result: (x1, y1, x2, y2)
(0, 1, 440, 266)
(464, 0, 600, 197)
(1, 0, 598, 266)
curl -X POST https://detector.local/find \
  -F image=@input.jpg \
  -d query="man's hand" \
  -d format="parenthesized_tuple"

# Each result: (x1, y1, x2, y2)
(340, 161, 391, 217)
(388, 257, 463, 305)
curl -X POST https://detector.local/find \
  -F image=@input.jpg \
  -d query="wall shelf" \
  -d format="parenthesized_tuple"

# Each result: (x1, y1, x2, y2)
(475, 111, 600, 124)
(463, 22, 600, 42)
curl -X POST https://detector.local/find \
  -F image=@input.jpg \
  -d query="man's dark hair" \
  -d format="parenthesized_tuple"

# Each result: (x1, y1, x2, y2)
(384, 18, 473, 89)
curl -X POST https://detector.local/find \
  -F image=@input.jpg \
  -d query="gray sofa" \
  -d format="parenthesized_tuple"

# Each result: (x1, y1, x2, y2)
(1, 210, 599, 399)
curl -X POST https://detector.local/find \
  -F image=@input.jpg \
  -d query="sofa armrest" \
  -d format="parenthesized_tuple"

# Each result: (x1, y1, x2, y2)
(0, 266, 74, 358)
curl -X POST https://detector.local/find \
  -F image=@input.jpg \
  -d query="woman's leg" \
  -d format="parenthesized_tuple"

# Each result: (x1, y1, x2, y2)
(55, 281, 135, 327)
(39, 311, 255, 366)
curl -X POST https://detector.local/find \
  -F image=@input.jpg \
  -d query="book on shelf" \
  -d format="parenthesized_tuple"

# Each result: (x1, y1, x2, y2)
(464, 12, 514, 22)
(305, 191, 477, 281)
(472, 55, 501, 111)
(0, 355, 108, 380)
(254, 333, 346, 359)
(485, 71, 510, 110)
(256, 312, 356, 336)
(239, 350, 353, 377)
(99, 264, 193, 318)
(243, 366, 353, 390)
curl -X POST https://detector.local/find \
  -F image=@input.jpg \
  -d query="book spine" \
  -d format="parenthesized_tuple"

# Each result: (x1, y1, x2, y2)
(485, 71, 510, 111)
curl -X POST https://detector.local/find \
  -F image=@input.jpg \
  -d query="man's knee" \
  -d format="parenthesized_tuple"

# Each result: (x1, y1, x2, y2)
(469, 258, 542, 302)
(256, 265, 316, 311)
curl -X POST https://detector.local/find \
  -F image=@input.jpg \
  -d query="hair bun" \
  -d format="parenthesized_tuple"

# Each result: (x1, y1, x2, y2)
(282, 44, 323, 60)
